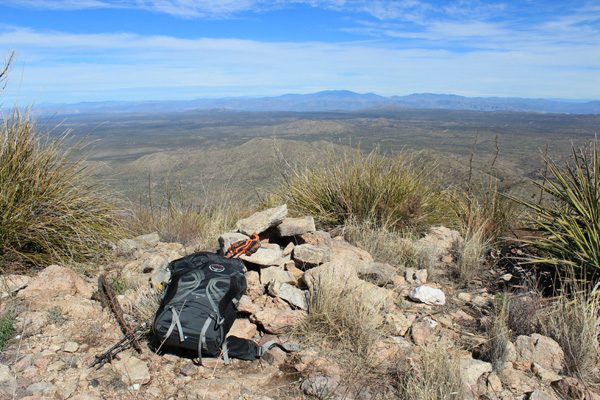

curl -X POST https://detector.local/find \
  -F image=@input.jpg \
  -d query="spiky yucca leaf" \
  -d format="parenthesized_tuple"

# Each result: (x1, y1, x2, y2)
(513, 140, 600, 281)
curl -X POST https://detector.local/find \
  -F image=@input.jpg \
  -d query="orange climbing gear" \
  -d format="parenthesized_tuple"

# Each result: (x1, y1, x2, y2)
(226, 233, 261, 258)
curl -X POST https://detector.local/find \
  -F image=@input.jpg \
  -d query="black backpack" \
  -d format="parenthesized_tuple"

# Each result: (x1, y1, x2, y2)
(152, 252, 251, 362)
(153, 251, 299, 364)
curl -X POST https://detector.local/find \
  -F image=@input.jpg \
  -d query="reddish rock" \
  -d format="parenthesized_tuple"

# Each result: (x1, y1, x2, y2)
(251, 298, 307, 334)
(512, 361, 532, 371)
(228, 319, 257, 340)
(237, 295, 261, 315)
(299, 231, 332, 247)
(20, 265, 92, 301)
(515, 334, 564, 373)
(246, 270, 264, 300)
(262, 347, 287, 367)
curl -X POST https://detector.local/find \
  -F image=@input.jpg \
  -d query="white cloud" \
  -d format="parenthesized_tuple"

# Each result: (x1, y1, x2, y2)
(1, 23, 599, 104)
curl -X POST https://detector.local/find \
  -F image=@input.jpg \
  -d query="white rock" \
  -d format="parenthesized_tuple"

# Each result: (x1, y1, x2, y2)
(409, 286, 446, 305)
(63, 341, 79, 353)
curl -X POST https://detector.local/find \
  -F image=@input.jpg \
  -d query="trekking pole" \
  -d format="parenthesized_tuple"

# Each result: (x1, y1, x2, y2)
(89, 321, 149, 369)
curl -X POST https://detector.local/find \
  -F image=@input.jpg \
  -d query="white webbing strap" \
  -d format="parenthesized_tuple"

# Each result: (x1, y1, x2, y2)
(197, 317, 214, 364)
(222, 340, 230, 365)
(164, 306, 185, 343)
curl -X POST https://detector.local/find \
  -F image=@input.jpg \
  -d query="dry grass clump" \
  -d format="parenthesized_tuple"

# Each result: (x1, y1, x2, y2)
(336, 215, 418, 267)
(127, 188, 245, 249)
(394, 343, 464, 400)
(482, 293, 512, 371)
(273, 147, 445, 231)
(297, 265, 386, 358)
(538, 279, 600, 383)
(0, 106, 124, 266)
(451, 186, 515, 246)
(130, 287, 163, 323)
(453, 222, 491, 285)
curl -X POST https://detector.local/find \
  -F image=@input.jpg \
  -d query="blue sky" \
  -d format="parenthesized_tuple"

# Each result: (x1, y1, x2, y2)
(0, 0, 599, 105)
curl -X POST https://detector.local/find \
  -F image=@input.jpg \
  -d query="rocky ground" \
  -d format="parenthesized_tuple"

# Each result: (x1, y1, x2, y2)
(1, 204, 599, 400)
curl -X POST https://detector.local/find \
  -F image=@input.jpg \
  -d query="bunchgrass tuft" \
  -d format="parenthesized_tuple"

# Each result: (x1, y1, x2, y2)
(127, 180, 246, 249)
(483, 293, 512, 371)
(297, 264, 386, 358)
(395, 342, 464, 400)
(539, 277, 600, 383)
(336, 215, 418, 267)
(0, 106, 124, 266)
(513, 139, 600, 281)
(272, 146, 445, 231)
(453, 222, 490, 285)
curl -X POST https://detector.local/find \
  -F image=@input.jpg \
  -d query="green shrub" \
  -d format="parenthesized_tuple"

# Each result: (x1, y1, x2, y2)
(272, 147, 445, 231)
(513, 140, 600, 281)
(0, 312, 15, 351)
(0, 106, 124, 265)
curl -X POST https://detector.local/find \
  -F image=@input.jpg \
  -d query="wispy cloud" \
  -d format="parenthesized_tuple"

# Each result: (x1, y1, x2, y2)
(0, 0, 598, 102)
(1, 22, 598, 104)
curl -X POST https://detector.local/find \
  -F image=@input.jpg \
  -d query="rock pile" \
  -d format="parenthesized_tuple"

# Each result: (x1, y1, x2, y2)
(0, 204, 598, 400)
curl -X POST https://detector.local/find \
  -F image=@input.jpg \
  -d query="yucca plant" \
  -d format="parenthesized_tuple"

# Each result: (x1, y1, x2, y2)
(273, 146, 444, 231)
(1, 106, 123, 265)
(513, 140, 600, 281)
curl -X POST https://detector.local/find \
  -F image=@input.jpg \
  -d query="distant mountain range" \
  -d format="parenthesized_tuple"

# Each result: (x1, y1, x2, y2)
(35, 90, 600, 115)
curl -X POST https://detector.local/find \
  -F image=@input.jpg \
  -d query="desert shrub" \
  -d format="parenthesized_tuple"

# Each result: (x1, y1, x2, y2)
(272, 147, 445, 231)
(513, 140, 600, 281)
(0, 107, 124, 265)
(394, 342, 464, 400)
(297, 265, 385, 357)
(0, 312, 14, 351)
(538, 278, 600, 382)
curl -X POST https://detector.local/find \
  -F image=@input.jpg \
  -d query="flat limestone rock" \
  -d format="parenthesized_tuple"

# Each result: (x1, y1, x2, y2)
(20, 265, 92, 302)
(293, 244, 332, 265)
(236, 205, 287, 235)
(241, 247, 285, 266)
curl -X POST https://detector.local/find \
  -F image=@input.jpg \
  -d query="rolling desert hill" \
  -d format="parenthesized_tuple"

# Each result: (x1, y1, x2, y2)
(47, 106, 599, 206)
